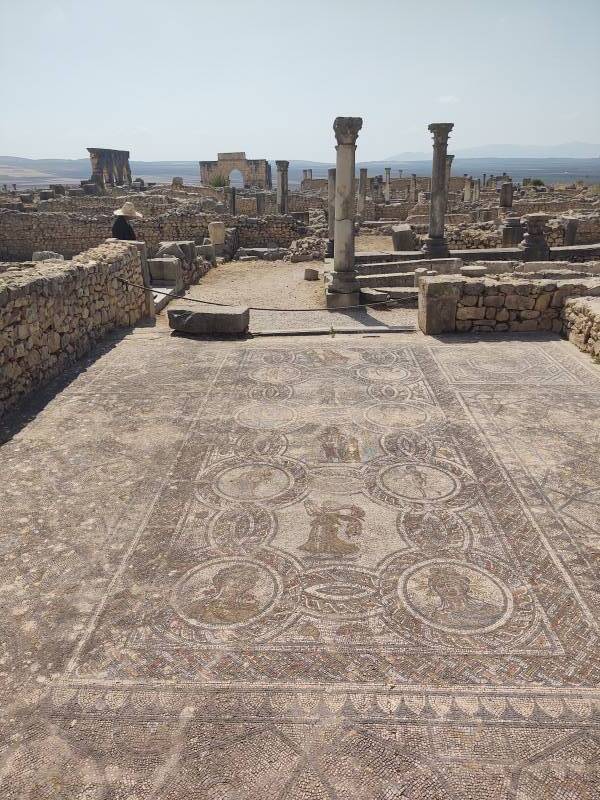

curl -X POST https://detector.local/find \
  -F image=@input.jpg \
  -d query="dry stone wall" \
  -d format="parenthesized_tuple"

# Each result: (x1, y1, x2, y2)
(0, 206, 306, 261)
(563, 296, 600, 358)
(418, 274, 600, 337)
(0, 241, 148, 417)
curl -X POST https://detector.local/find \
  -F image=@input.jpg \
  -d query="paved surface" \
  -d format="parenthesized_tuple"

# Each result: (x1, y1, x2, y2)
(1, 327, 600, 798)
(182, 258, 418, 333)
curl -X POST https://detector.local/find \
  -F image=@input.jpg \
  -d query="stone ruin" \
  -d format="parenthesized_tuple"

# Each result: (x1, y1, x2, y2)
(87, 147, 132, 192)
(199, 151, 272, 189)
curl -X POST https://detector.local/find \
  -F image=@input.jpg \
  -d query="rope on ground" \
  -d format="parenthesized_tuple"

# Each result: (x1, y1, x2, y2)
(117, 278, 417, 312)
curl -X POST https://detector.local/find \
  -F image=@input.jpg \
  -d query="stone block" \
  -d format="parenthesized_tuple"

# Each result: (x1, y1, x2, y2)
(505, 294, 535, 310)
(304, 268, 319, 281)
(168, 304, 249, 335)
(456, 305, 486, 321)
(391, 224, 417, 251)
(32, 251, 64, 262)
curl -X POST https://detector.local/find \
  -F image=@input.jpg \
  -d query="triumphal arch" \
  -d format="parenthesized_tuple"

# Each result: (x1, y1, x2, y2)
(199, 151, 272, 188)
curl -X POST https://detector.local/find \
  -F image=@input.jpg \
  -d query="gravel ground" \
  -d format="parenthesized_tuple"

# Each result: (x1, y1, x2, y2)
(159, 258, 419, 333)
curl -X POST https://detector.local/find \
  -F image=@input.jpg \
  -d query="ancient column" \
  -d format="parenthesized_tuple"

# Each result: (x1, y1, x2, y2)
(256, 192, 266, 216)
(463, 176, 472, 203)
(384, 167, 391, 202)
(307, 169, 313, 180)
(357, 167, 368, 219)
(483, 173, 486, 188)
(398, 169, 403, 178)
(409, 173, 417, 203)
(445, 154, 454, 196)
(422, 122, 454, 257)
(226, 186, 236, 215)
(276, 160, 289, 214)
(474, 179, 481, 202)
(327, 167, 336, 257)
(499, 182, 513, 209)
(328, 116, 363, 306)
(502, 215, 524, 246)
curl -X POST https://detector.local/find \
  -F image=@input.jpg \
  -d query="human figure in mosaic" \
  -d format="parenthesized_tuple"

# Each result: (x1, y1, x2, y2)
(184, 564, 263, 624)
(300, 499, 365, 556)
(319, 426, 361, 462)
(426, 565, 504, 629)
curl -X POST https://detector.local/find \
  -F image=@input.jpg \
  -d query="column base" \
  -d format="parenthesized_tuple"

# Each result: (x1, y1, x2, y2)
(326, 289, 360, 309)
(421, 236, 450, 258)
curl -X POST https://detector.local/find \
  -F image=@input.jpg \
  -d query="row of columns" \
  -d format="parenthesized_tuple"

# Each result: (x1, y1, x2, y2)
(327, 118, 455, 303)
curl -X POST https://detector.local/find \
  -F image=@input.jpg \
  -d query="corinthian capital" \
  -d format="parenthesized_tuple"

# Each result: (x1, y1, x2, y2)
(428, 122, 454, 148)
(333, 117, 363, 145)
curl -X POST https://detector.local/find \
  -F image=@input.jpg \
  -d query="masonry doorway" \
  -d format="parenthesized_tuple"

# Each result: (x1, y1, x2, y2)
(229, 169, 244, 188)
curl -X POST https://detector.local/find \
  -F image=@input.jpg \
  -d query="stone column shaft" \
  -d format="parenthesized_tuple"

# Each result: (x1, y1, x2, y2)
(357, 167, 368, 219)
(422, 122, 453, 257)
(276, 160, 289, 214)
(330, 116, 362, 300)
(445, 154, 454, 197)
(327, 168, 336, 241)
(409, 173, 417, 203)
(384, 167, 391, 202)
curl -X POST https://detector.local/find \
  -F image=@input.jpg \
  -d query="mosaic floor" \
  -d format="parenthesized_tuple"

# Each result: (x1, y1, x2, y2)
(1, 330, 599, 798)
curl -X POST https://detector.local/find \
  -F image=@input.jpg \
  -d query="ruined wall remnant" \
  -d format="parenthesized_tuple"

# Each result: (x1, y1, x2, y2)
(87, 148, 132, 190)
(0, 241, 149, 417)
(199, 152, 272, 189)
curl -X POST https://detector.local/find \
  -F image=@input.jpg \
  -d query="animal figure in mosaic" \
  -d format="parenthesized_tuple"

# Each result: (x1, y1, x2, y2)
(320, 426, 361, 462)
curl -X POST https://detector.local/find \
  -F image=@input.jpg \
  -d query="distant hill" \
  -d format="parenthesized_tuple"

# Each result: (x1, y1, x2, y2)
(2, 154, 600, 188)
(387, 142, 600, 160)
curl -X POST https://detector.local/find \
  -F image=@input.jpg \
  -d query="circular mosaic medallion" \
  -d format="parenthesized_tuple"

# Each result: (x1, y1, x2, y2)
(236, 403, 297, 430)
(357, 365, 410, 382)
(364, 403, 429, 430)
(364, 456, 477, 512)
(166, 550, 302, 644)
(380, 463, 459, 502)
(216, 464, 291, 501)
(379, 551, 536, 649)
(251, 365, 303, 385)
(398, 558, 513, 635)
(173, 558, 281, 629)
(196, 457, 309, 509)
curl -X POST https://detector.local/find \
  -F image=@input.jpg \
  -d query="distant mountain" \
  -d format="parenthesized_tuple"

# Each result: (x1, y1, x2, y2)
(386, 142, 600, 160)
(2, 154, 600, 188)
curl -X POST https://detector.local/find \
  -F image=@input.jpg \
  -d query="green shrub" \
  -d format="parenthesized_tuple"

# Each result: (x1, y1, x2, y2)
(209, 174, 229, 188)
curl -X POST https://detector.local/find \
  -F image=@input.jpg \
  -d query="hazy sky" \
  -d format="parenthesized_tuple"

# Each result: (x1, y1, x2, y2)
(1, 0, 599, 161)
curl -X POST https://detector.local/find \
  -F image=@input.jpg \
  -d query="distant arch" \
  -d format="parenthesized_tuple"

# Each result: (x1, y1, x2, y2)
(229, 169, 244, 188)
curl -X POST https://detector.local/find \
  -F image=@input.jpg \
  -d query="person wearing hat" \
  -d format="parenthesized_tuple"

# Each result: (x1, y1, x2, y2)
(111, 201, 143, 240)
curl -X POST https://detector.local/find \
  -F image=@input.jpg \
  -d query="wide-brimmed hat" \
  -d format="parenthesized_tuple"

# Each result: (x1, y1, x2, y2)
(113, 200, 143, 218)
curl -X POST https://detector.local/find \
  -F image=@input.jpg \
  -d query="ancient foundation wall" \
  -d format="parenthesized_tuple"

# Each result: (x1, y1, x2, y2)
(0, 241, 148, 418)
(38, 195, 179, 216)
(0, 207, 305, 261)
(418, 274, 600, 337)
(562, 296, 600, 358)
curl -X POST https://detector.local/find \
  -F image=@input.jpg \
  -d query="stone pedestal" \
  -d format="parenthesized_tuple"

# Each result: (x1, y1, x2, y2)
(328, 116, 363, 305)
(519, 213, 550, 261)
(276, 160, 289, 214)
(422, 122, 453, 258)
(327, 167, 336, 256)
(501, 215, 523, 247)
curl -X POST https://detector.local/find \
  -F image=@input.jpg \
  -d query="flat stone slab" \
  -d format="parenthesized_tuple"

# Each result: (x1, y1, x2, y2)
(167, 303, 249, 335)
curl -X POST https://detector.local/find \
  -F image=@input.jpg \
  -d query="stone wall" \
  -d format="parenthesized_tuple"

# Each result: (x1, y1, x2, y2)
(562, 296, 600, 358)
(0, 241, 149, 418)
(0, 206, 306, 261)
(418, 274, 600, 336)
